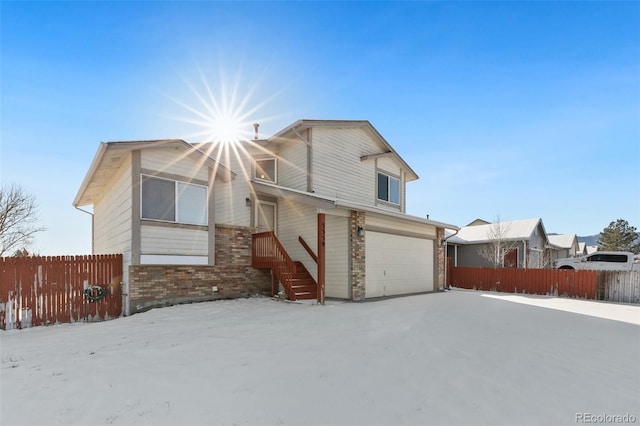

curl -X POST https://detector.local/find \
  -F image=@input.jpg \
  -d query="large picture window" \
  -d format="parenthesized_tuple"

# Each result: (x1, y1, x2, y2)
(141, 176, 207, 225)
(377, 172, 400, 205)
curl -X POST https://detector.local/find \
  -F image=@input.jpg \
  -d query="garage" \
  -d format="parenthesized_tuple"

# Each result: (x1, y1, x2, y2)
(365, 231, 434, 298)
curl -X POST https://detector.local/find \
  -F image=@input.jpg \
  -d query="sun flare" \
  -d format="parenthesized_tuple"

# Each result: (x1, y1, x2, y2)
(158, 64, 301, 205)
(208, 111, 246, 144)
(162, 64, 282, 146)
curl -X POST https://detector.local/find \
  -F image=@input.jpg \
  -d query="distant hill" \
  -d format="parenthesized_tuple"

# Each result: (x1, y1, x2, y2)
(577, 234, 599, 247)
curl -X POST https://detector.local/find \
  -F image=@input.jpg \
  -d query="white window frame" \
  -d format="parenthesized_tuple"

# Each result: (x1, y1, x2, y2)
(140, 175, 208, 226)
(376, 171, 401, 205)
(254, 158, 277, 183)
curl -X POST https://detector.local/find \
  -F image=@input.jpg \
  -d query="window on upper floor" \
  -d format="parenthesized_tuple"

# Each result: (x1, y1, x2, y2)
(377, 172, 400, 205)
(255, 158, 277, 183)
(141, 175, 207, 225)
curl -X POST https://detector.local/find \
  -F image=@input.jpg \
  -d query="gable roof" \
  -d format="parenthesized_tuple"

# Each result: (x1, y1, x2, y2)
(578, 242, 587, 254)
(447, 218, 546, 244)
(467, 218, 491, 226)
(73, 139, 234, 207)
(548, 234, 578, 249)
(270, 120, 419, 182)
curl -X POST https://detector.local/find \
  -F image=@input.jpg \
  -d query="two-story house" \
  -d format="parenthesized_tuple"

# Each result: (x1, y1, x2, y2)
(74, 120, 457, 315)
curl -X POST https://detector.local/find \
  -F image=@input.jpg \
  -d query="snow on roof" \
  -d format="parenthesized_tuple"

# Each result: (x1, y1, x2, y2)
(446, 218, 543, 244)
(548, 234, 577, 249)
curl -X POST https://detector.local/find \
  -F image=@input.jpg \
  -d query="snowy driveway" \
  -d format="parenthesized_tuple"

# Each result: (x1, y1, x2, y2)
(1, 290, 639, 425)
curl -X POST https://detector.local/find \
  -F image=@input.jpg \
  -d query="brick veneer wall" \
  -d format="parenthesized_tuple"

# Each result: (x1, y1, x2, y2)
(350, 211, 366, 301)
(128, 224, 271, 314)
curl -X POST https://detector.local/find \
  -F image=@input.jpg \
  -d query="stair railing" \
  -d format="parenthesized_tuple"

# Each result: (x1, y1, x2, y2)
(252, 231, 297, 297)
(297, 236, 318, 264)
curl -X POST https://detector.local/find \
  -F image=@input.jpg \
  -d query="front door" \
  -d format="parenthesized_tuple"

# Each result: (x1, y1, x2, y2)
(256, 201, 276, 233)
(503, 248, 518, 268)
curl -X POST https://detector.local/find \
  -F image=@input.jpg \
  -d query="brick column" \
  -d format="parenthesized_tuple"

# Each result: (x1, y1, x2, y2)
(350, 210, 366, 301)
(436, 227, 445, 290)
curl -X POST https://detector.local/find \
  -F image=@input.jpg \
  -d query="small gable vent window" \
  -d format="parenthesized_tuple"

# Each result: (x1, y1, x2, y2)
(141, 175, 207, 225)
(377, 172, 400, 205)
(255, 158, 277, 183)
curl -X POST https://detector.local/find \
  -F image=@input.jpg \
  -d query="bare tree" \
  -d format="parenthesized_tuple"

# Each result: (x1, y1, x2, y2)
(13, 247, 37, 257)
(0, 185, 45, 257)
(477, 217, 519, 268)
(528, 248, 552, 269)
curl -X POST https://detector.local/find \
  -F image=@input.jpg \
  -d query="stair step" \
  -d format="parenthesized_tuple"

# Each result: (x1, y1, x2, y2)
(289, 277, 314, 282)
(266, 257, 317, 301)
(291, 285, 316, 291)
(287, 273, 311, 278)
(289, 279, 315, 286)
(293, 292, 317, 300)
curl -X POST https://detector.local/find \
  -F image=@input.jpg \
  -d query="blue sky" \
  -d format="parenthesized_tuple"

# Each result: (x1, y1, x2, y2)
(1, 1, 639, 255)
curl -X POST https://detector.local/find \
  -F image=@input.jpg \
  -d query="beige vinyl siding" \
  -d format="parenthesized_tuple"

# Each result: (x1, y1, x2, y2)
(377, 157, 401, 175)
(93, 155, 133, 255)
(140, 225, 208, 256)
(277, 140, 307, 191)
(312, 127, 377, 205)
(366, 214, 437, 239)
(214, 153, 252, 227)
(277, 201, 349, 298)
(277, 199, 318, 280)
(325, 214, 349, 299)
(141, 148, 209, 182)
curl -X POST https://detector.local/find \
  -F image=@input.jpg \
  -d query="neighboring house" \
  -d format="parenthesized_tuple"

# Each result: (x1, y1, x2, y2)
(74, 120, 457, 315)
(586, 245, 599, 255)
(577, 242, 588, 256)
(466, 218, 491, 227)
(548, 234, 580, 261)
(446, 218, 550, 269)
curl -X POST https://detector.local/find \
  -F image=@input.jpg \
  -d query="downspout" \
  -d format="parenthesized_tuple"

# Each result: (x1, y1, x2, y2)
(74, 206, 94, 254)
(455, 245, 458, 267)
(442, 229, 459, 290)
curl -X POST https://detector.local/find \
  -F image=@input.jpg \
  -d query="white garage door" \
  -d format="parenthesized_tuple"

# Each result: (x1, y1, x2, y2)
(365, 232, 434, 298)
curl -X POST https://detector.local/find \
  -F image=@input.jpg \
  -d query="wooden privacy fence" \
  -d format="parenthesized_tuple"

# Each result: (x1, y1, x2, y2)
(449, 267, 640, 304)
(449, 267, 597, 299)
(0, 255, 123, 330)
(597, 271, 640, 304)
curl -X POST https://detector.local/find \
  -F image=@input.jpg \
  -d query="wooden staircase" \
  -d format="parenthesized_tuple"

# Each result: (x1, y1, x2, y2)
(252, 232, 318, 301)
(286, 261, 317, 300)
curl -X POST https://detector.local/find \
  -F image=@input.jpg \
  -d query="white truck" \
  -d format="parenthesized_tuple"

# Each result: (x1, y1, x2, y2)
(555, 251, 640, 271)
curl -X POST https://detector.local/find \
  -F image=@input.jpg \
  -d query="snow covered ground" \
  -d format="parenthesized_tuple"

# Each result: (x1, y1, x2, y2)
(1, 290, 639, 426)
